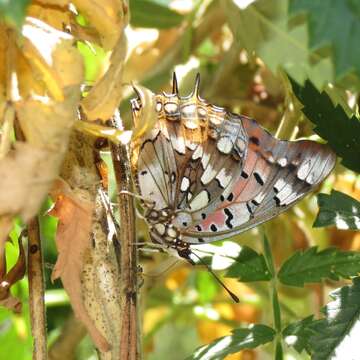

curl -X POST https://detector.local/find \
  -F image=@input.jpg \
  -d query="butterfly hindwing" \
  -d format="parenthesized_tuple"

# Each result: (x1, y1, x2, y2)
(182, 116, 336, 243)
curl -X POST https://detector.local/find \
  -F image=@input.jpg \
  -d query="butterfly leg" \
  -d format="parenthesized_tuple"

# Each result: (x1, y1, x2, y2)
(118, 190, 155, 206)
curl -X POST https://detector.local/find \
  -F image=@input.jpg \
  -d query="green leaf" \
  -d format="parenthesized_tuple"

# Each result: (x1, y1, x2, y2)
(290, 77, 360, 172)
(130, 0, 184, 29)
(225, 246, 272, 282)
(278, 247, 360, 287)
(223, 0, 333, 88)
(314, 190, 360, 230)
(289, 0, 360, 79)
(195, 271, 218, 303)
(308, 277, 360, 360)
(283, 316, 314, 355)
(186, 324, 276, 360)
(0, 0, 30, 28)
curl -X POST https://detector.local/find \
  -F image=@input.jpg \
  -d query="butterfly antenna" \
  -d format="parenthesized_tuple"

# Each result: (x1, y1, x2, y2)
(172, 72, 179, 94)
(190, 251, 239, 303)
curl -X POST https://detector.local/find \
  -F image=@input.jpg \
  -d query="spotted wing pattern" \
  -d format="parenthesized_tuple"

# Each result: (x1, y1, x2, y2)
(131, 74, 336, 246)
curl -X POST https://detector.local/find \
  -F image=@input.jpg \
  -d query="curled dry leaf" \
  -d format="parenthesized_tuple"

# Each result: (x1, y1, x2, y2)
(21, 17, 83, 100)
(124, 27, 181, 83)
(0, 16, 83, 243)
(0, 233, 26, 313)
(0, 143, 59, 222)
(131, 84, 157, 141)
(49, 189, 110, 352)
(27, 3, 72, 38)
(81, 32, 127, 121)
(72, 0, 129, 50)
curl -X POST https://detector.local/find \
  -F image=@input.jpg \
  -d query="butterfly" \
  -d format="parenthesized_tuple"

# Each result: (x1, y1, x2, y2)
(130, 73, 336, 262)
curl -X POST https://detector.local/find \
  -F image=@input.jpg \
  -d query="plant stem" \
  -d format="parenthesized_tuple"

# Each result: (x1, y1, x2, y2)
(262, 233, 283, 360)
(110, 111, 140, 360)
(28, 217, 47, 360)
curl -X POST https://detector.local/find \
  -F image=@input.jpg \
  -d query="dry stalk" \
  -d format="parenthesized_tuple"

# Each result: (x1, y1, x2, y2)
(28, 217, 47, 360)
(110, 111, 140, 360)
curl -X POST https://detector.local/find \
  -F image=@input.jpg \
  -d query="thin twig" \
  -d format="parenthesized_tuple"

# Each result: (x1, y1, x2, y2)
(110, 111, 140, 360)
(28, 217, 47, 360)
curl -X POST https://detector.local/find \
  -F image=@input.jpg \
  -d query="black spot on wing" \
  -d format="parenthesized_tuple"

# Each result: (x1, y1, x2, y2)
(215, 177, 225, 189)
(210, 224, 218, 232)
(249, 136, 260, 145)
(274, 196, 281, 206)
(254, 172, 264, 186)
(224, 208, 234, 229)
(246, 202, 253, 215)
(241, 171, 249, 179)
(140, 170, 148, 176)
(227, 192, 234, 202)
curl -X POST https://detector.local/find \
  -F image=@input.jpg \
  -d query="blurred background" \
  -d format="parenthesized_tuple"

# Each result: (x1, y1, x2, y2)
(1, 0, 360, 359)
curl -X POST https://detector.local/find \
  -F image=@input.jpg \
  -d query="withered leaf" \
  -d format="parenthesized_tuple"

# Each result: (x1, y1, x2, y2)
(72, 0, 128, 50)
(81, 33, 127, 121)
(50, 189, 110, 352)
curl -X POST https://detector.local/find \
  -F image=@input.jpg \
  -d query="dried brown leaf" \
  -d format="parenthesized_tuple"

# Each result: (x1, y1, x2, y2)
(27, 3, 72, 33)
(0, 16, 83, 240)
(0, 143, 59, 222)
(124, 28, 181, 83)
(72, 0, 128, 50)
(81, 33, 127, 121)
(21, 17, 82, 100)
(131, 84, 157, 141)
(49, 190, 110, 352)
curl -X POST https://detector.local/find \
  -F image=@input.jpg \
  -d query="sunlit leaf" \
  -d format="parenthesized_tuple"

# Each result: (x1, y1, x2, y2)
(130, 0, 184, 29)
(314, 190, 360, 230)
(290, 77, 360, 172)
(307, 277, 360, 360)
(289, 0, 360, 79)
(278, 247, 360, 287)
(187, 324, 276, 360)
(224, 0, 333, 87)
(282, 315, 314, 355)
(225, 246, 272, 282)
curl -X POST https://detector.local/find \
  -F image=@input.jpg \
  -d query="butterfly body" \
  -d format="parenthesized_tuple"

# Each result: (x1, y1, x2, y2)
(131, 74, 336, 259)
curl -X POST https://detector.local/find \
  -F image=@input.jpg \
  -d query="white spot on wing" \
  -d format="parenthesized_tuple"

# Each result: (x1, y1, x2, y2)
(190, 190, 210, 211)
(216, 168, 231, 188)
(201, 164, 217, 185)
(180, 177, 190, 192)
(217, 137, 233, 154)
(192, 145, 203, 160)
(297, 159, 311, 180)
